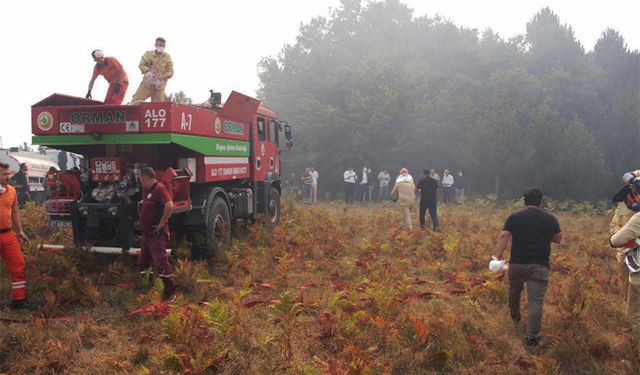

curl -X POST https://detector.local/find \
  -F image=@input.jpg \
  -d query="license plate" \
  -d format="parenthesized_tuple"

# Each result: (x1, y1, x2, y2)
(48, 220, 72, 228)
(95, 160, 117, 174)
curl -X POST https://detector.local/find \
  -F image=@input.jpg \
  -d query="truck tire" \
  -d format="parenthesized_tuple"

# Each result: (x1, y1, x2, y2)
(267, 187, 281, 228)
(204, 196, 231, 258)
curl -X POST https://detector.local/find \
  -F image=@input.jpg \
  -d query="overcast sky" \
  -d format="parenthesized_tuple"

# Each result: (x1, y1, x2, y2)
(1, 0, 637, 148)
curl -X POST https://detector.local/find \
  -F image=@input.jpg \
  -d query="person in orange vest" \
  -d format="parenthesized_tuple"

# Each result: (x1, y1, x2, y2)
(86, 49, 129, 104)
(0, 162, 29, 309)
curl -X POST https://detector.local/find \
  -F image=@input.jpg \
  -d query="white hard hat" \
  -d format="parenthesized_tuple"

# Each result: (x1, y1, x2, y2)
(623, 172, 635, 185)
(92, 49, 104, 59)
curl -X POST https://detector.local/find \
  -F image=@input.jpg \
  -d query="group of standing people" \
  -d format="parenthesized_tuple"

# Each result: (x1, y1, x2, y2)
(283, 167, 319, 204)
(342, 167, 394, 203)
(87, 37, 174, 105)
(428, 169, 464, 204)
(301, 167, 319, 204)
(285, 166, 465, 208)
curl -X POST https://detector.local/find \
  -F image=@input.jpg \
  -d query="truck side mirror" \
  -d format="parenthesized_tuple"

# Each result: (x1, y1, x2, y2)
(284, 124, 293, 150)
(284, 124, 292, 141)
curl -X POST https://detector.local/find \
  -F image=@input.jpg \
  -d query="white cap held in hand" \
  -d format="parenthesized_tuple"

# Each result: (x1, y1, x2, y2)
(489, 258, 504, 273)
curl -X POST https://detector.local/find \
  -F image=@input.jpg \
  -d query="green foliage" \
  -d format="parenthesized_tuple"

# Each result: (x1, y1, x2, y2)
(269, 290, 304, 362)
(259, 1, 639, 201)
(206, 298, 235, 334)
(171, 258, 213, 298)
(160, 352, 185, 372)
(164, 90, 192, 104)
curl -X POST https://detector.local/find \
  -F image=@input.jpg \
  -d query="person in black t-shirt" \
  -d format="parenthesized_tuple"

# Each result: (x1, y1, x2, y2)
(416, 169, 440, 231)
(493, 188, 562, 349)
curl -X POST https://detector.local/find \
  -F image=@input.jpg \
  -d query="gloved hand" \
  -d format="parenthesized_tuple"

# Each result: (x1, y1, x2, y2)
(113, 83, 121, 94)
(85, 90, 92, 99)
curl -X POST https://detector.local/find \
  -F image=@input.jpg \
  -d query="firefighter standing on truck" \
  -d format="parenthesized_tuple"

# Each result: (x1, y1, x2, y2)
(138, 167, 176, 301)
(86, 50, 129, 105)
(130, 37, 174, 103)
(0, 162, 29, 309)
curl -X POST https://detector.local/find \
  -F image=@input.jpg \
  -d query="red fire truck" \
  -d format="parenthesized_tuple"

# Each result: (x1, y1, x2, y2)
(32, 91, 292, 258)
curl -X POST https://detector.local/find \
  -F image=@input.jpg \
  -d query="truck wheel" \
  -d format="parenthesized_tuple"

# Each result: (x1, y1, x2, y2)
(267, 187, 281, 228)
(205, 196, 231, 258)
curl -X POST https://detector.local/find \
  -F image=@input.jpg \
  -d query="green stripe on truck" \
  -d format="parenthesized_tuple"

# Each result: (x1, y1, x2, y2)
(32, 133, 250, 156)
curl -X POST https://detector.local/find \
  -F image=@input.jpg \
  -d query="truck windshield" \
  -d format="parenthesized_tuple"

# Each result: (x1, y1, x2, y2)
(269, 120, 279, 145)
(257, 118, 266, 141)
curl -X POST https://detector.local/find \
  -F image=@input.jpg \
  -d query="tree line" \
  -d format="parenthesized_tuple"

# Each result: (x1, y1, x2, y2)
(257, 0, 639, 201)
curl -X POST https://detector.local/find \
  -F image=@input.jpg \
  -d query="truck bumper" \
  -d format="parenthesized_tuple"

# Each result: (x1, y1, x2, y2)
(38, 244, 171, 256)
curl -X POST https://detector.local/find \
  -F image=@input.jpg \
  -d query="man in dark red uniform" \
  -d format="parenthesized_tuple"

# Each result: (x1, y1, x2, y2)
(138, 167, 176, 300)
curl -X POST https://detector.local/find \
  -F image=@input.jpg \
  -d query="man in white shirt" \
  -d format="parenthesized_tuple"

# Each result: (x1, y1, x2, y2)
(309, 167, 319, 204)
(343, 168, 357, 203)
(442, 169, 455, 204)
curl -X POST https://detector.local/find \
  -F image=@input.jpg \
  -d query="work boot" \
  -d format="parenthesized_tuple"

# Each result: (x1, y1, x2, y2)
(524, 336, 539, 349)
(162, 292, 177, 304)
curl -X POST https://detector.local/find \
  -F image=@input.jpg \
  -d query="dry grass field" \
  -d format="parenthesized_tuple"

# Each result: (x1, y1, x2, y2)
(0, 198, 637, 374)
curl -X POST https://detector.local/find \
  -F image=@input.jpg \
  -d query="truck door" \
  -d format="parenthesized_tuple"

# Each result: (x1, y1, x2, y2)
(252, 116, 269, 182)
(266, 118, 280, 176)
